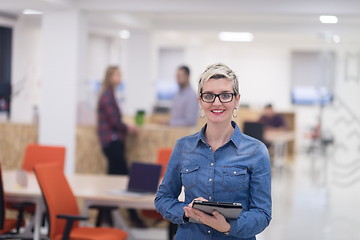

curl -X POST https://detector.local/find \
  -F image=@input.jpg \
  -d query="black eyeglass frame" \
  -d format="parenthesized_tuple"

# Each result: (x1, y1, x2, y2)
(200, 92, 237, 103)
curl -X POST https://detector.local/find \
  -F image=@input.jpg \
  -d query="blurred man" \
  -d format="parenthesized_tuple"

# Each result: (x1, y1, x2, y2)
(169, 65, 199, 126)
(258, 104, 286, 130)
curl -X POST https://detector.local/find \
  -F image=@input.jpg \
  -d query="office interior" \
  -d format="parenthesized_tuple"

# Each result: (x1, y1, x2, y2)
(0, 0, 360, 239)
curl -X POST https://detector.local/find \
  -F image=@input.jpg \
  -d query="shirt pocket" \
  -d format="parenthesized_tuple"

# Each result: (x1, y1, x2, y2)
(180, 165, 200, 189)
(221, 166, 248, 192)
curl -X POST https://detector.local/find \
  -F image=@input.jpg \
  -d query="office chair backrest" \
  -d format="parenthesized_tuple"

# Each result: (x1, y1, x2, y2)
(22, 144, 66, 172)
(34, 163, 79, 239)
(157, 148, 172, 177)
(243, 121, 265, 142)
(0, 165, 5, 229)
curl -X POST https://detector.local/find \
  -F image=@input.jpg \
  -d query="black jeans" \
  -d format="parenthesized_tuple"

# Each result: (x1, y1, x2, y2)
(102, 140, 128, 175)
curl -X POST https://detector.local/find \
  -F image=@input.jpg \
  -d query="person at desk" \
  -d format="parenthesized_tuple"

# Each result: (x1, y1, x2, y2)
(155, 63, 272, 239)
(258, 104, 286, 131)
(97, 66, 145, 227)
(169, 65, 199, 126)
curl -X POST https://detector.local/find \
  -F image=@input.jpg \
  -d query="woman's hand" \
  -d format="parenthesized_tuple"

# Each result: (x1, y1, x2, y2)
(183, 197, 231, 233)
(127, 124, 138, 135)
(188, 197, 208, 209)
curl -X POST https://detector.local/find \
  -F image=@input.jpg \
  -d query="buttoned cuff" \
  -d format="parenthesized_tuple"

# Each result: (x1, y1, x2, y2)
(167, 202, 188, 224)
(183, 213, 190, 223)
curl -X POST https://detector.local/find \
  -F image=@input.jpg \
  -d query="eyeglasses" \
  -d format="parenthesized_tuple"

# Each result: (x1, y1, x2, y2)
(200, 92, 236, 103)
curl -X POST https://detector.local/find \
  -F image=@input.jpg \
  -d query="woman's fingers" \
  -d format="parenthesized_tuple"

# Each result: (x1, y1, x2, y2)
(184, 206, 207, 221)
(188, 197, 208, 207)
(193, 208, 211, 222)
(183, 206, 199, 220)
(211, 210, 225, 220)
(184, 197, 210, 220)
(197, 197, 208, 201)
(184, 207, 230, 232)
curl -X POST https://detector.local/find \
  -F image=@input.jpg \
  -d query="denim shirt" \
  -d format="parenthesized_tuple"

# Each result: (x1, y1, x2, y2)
(155, 121, 272, 240)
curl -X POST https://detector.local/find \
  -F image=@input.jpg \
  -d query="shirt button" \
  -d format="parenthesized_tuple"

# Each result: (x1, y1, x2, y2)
(209, 178, 212, 182)
(186, 169, 189, 172)
(209, 196, 212, 200)
(210, 163, 214, 166)
(234, 171, 237, 174)
(208, 230, 211, 234)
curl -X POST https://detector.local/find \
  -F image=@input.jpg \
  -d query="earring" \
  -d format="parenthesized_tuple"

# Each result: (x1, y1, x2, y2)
(200, 108, 205, 118)
(232, 108, 238, 118)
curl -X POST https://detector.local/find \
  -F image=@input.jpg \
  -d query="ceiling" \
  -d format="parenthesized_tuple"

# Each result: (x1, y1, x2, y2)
(1, 0, 360, 36)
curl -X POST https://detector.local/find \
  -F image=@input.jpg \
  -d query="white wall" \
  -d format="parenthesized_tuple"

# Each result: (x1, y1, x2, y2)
(124, 30, 156, 116)
(87, 34, 112, 80)
(184, 43, 291, 110)
(154, 32, 360, 149)
(10, 15, 42, 123)
(158, 48, 185, 82)
(78, 34, 113, 126)
(8, 22, 360, 150)
(0, 15, 15, 28)
(78, 33, 126, 125)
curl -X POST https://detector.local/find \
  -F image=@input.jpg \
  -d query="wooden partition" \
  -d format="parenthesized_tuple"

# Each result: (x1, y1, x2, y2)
(75, 124, 196, 173)
(0, 122, 196, 174)
(0, 108, 295, 173)
(0, 123, 38, 169)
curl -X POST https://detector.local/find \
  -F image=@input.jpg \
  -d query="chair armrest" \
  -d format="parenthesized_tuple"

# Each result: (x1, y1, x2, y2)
(57, 214, 89, 240)
(57, 214, 89, 221)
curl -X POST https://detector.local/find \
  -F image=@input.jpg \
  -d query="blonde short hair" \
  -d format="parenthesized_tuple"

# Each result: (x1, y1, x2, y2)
(198, 63, 239, 96)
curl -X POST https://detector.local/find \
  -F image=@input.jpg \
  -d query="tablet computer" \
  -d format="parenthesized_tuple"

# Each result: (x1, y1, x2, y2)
(189, 200, 243, 223)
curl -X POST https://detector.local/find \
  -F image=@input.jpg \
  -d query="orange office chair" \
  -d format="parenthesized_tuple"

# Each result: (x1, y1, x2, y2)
(6, 144, 66, 228)
(0, 164, 24, 236)
(34, 163, 128, 240)
(156, 148, 172, 178)
(21, 144, 66, 172)
(142, 148, 172, 220)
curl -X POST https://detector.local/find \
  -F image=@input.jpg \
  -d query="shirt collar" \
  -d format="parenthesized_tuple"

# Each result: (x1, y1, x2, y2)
(229, 121, 242, 149)
(193, 121, 242, 150)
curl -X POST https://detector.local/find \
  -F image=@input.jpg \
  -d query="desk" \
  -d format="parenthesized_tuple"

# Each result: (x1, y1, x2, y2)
(3, 171, 157, 240)
(264, 130, 295, 169)
(69, 174, 155, 210)
(3, 171, 44, 240)
(70, 174, 156, 240)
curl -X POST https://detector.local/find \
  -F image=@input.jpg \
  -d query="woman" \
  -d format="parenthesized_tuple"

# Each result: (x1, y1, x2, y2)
(97, 66, 145, 227)
(155, 63, 272, 239)
(97, 66, 136, 175)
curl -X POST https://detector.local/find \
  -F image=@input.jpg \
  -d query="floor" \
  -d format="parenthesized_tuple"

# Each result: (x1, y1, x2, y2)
(259, 150, 360, 240)
(132, 147, 360, 240)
